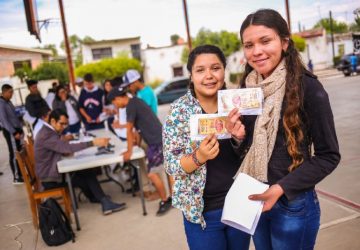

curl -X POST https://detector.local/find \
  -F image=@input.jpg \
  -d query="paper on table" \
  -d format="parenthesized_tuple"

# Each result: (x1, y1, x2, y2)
(221, 173, 269, 235)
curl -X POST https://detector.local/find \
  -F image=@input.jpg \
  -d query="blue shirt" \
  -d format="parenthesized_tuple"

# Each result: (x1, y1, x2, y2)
(350, 55, 357, 66)
(137, 86, 158, 114)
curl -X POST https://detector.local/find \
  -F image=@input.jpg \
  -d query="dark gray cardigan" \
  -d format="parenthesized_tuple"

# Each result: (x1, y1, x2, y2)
(34, 125, 91, 182)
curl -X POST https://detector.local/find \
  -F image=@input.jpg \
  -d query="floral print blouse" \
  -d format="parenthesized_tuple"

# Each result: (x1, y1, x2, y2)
(162, 90, 208, 228)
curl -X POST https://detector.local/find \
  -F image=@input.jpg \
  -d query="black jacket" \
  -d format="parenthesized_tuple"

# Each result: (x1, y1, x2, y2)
(25, 93, 49, 118)
(234, 72, 341, 200)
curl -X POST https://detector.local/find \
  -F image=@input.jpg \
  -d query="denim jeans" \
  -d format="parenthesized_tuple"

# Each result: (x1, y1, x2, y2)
(183, 209, 250, 250)
(253, 190, 320, 250)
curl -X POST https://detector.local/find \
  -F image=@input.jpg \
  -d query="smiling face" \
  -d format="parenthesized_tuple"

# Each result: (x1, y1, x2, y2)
(242, 25, 289, 78)
(191, 53, 225, 99)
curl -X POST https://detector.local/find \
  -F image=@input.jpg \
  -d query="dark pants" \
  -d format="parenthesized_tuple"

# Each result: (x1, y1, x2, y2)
(63, 121, 81, 134)
(2, 128, 22, 179)
(84, 121, 104, 131)
(253, 190, 320, 250)
(183, 209, 250, 250)
(42, 169, 106, 201)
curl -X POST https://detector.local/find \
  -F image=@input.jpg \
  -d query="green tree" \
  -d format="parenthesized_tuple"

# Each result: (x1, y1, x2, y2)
(170, 34, 180, 45)
(291, 34, 306, 52)
(75, 56, 142, 82)
(60, 35, 95, 67)
(31, 62, 69, 84)
(13, 63, 32, 82)
(181, 28, 241, 63)
(35, 44, 58, 57)
(313, 18, 349, 33)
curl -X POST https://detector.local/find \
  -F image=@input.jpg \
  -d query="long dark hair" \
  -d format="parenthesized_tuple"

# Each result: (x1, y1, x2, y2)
(186, 44, 227, 97)
(55, 84, 67, 101)
(240, 9, 305, 172)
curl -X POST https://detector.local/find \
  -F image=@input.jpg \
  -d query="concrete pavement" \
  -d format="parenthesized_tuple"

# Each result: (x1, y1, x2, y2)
(0, 74, 359, 250)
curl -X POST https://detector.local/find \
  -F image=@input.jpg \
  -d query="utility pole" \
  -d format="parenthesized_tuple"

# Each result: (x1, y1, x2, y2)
(329, 11, 335, 66)
(182, 0, 192, 51)
(59, 0, 76, 92)
(285, 0, 291, 33)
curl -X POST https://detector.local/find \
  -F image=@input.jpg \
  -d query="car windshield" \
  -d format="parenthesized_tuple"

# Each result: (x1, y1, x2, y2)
(154, 81, 169, 95)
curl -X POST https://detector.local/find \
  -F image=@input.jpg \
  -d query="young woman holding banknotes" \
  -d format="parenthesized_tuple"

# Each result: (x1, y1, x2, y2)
(226, 9, 341, 250)
(163, 45, 250, 250)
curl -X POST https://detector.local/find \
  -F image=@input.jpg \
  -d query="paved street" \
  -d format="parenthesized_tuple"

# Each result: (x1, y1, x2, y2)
(0, 74, 359, 249)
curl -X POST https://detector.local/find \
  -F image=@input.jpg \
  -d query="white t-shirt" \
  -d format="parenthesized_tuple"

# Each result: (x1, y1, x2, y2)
(65, 100, 80, 125)
(114, 107, 127, 139)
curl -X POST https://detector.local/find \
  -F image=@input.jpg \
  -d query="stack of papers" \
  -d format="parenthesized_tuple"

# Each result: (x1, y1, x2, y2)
(221, 173, 269, 235)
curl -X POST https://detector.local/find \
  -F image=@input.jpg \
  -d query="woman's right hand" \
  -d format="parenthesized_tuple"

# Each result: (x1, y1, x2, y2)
(226, 108, 246, 141)
(196, 134, 219, 163)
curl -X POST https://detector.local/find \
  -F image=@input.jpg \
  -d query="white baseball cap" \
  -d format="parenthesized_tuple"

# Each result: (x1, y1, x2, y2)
(122, 69, 141, 85)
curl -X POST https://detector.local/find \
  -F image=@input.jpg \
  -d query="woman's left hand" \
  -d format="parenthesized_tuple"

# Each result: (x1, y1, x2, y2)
(249, 184, 284, 212)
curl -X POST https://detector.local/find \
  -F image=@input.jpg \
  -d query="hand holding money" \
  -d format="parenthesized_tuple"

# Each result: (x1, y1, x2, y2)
(226, 108, 246, 141)
(196, 134, 220, 163)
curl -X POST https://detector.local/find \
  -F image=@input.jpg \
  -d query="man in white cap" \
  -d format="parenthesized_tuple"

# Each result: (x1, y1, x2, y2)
(122, 69, 158, 114)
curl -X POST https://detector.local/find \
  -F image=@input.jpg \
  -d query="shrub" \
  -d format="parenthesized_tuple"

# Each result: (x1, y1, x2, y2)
(75, 56, 142, 81)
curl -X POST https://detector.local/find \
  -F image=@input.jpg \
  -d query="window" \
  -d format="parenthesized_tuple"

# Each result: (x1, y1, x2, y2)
(164, 80, 188, 92)
(131, 44, 141, 61)
(13, 60, 32, 71)
(92, 47, 112, 60)
(172, 66, 184, 77)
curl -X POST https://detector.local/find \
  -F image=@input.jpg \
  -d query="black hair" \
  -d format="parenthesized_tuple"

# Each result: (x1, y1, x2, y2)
(239, 9, 306, 172)
(186, 44, 227, 97)
(49, 109, 68, 122)
(83, 73, 93, 82)
(37, 105, 51, 119)
(1, 84, 13, 92)
(55, 84, 67, 100)
(26, 79, 38, 87)
(111, 76, 123, 88)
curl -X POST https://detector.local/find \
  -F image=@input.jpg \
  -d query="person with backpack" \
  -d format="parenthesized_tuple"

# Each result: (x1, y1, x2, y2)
(35, 109, 127, 215)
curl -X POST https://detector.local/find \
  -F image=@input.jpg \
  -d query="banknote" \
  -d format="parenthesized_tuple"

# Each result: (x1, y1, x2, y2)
(190, 114, 230, 141)
(218, 88, 263, 115)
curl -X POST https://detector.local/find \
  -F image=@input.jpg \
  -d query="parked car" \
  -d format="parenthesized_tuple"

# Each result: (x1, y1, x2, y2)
(154, 76, 189, 104)
(337, 53, 360, 76)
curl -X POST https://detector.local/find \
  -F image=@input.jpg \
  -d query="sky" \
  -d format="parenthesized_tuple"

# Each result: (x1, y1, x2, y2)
(0, 0, 359, 54)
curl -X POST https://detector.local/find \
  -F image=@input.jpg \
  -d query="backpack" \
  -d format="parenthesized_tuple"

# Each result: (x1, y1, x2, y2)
(38, 198, 75, 246)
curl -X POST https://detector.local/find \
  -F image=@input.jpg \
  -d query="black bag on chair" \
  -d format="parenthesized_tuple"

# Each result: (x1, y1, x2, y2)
(38, 198, 75, 246)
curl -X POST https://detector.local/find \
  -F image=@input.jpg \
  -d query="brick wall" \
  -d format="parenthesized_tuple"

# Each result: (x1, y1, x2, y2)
(0, 48, 46, 78)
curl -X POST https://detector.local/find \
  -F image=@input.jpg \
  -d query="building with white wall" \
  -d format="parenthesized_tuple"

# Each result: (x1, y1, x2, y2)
(296, 28, 356, 70)
(81, 37, 141, 64)
(141, 44, 188, 83)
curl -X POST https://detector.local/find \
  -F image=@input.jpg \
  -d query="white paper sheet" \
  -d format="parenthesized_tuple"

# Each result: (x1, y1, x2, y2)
(221, 173, 269, 235)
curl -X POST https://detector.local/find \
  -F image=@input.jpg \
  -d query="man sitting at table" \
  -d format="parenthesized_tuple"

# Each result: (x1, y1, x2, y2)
(108, 86, 172, 216)
(34, 109, 126, 215)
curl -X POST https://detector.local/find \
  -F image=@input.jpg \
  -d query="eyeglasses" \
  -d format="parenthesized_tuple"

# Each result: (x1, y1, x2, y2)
(59, 122, 69, 127)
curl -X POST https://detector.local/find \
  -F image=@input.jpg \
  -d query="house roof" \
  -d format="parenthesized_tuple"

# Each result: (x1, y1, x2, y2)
(145, 44, 186, 50)
(0, 44, 52, 55)
(82, 36, 141, 45)
(295, 28, 324, 38)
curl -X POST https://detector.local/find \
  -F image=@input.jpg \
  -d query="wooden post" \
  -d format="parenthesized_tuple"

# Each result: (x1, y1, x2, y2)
(58, 0, 76, 92)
